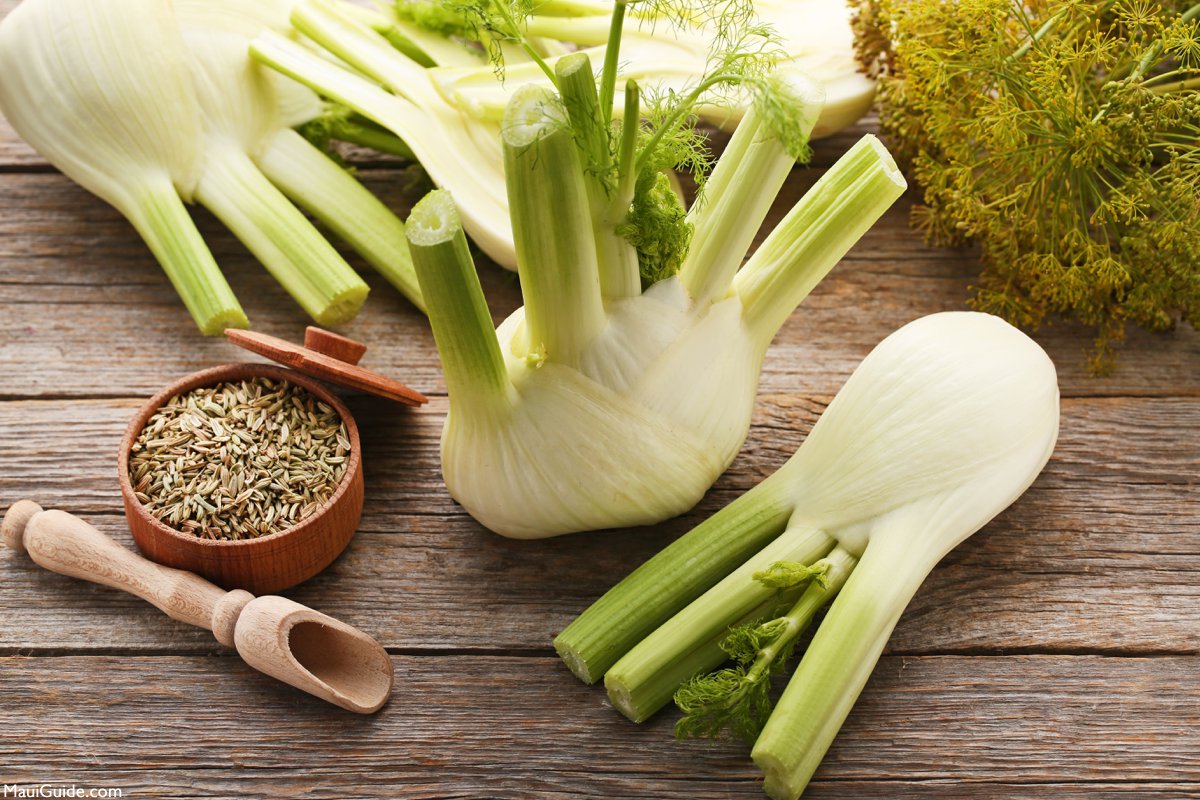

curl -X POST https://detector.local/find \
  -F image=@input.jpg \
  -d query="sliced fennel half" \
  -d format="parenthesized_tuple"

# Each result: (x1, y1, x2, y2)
(433, 0, 876, 138)
(0, 0, 246, 335)
(251, 0, 875, 272)
(0, 0, 428, 332)
(555, 311, 1060, 799)
(402, 71, 905, 538)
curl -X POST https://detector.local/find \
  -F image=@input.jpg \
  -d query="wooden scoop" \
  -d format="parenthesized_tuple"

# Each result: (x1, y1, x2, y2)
(2, 501, 393, 714)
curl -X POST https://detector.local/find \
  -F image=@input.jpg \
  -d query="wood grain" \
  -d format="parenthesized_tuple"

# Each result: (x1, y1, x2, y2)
(1, 394, 1195, 655)
(0, 654, 1195, 798)
(1, 171, 1197, 401)
(1, 1, 1197, 792)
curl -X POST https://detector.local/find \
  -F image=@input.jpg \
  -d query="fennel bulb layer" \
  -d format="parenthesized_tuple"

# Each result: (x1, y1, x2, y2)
(445, 279, 764, 538)
(441, 0, 877, 138)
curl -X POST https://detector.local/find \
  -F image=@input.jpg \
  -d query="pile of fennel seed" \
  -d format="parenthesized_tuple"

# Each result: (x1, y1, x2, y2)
(128, 377, 350, 540)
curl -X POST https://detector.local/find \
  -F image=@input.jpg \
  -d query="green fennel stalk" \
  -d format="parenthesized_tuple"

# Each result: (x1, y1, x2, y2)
(259, 128, 425, 312)
(603, 524, 839, 722)
(555, 472, 800, 682)
(752, 535, 930, 798)
(503, 85, 608, 366)
(406, 190, 511, 406)
(128, 178, 248, 334)
(193, 143, 369, 326)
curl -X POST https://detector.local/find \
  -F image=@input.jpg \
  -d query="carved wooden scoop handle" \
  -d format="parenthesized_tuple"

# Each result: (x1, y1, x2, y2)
(2, 500, 251, 645)
(2, 501, 394, 714)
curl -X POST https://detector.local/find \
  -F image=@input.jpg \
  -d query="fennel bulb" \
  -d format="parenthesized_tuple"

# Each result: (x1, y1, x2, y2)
(555, 311, 1060, 799)
(403, 74, 906, 538)
(268, 0, 905, 539)
(0, 0, 246, 335)
(0, 0, 427, 334)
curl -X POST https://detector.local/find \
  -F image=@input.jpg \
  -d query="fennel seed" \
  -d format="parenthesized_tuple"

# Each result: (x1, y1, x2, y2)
(128, 377, 350, 541)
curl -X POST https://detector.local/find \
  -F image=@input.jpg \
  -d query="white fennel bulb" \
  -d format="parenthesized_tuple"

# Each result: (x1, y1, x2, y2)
(404, 79, 906, 539)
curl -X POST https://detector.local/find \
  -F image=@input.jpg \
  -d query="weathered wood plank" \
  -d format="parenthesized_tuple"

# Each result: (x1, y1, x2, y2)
(0, 779, 1190, 800)
(1, 171, 1197, 400)
(0, 654, 1196, 797)
(1, 395, 1195, 654)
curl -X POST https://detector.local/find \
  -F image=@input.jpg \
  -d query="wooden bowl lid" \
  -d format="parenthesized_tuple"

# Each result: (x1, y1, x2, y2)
(224, 327, 428, 407)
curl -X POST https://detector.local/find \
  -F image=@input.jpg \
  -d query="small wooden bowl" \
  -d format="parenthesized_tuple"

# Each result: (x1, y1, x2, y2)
(117, 364, 363, 594)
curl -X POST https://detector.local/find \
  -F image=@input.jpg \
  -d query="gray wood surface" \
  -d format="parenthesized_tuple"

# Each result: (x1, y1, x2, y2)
(1, 655, 1197, 799)
(1, 0, 1198, 796)
(1, 394, 1197, 657)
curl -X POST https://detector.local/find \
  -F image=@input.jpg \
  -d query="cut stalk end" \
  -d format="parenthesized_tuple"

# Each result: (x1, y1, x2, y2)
(312, 284, 372, 327)
(407, 190, 510, 405)
(555, 51, 609, 172)
(736, 134, 907, 348)
(196, 307, 253, 337)
(503, 85, 606, 367)
(502, 84, 570, 149)
(554, 638, 597, 684)
(555, 50, 593, 80)
(604, 673, 643, 722)
(754, 752, 798, 800)
(408, 189, 463, 247)
(127, 177, 247, 336)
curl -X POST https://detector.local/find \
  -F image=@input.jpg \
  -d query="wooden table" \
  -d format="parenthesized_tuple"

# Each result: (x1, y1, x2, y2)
(2, 32, 1198, 800)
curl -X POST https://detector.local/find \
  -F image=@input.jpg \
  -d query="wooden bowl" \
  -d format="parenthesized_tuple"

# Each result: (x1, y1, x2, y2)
(117, 364, 363, 594)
